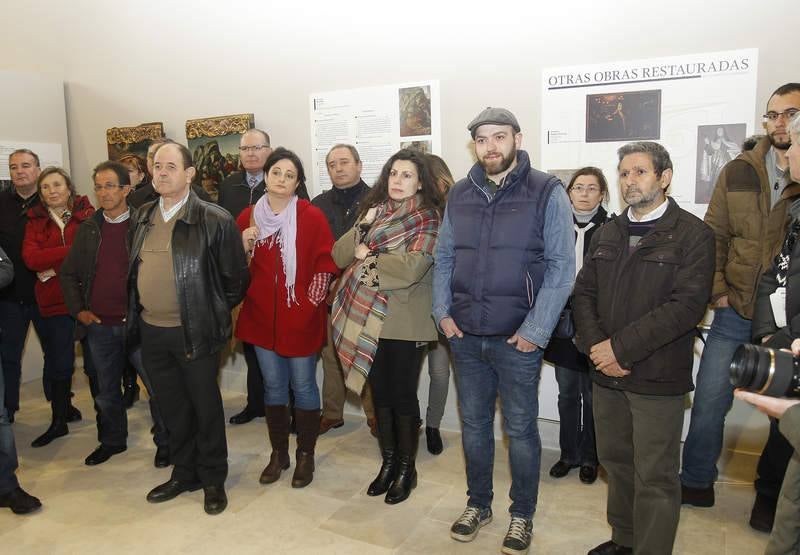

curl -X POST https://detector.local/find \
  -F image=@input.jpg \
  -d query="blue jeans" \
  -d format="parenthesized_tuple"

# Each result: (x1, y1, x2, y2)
(681, 306, 752, 488)
(0, 352, 19, 495)
(0, 301, 47, 414)
(254, 347, 319, 410)
(555, 365, 597, 466)
(85, 324, 128, 447)
(450, 333, 543, 519)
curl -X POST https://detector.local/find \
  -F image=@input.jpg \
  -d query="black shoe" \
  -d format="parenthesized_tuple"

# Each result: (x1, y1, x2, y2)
(84, 444, 126, 466)
(154, 445, 170, 468)
(549, 460, 578, 478)
(0, 487, 42, 515)
(229, 407, 258, 425)
(426, 426, 443, 455)
(587, 540, 633, 555)
(749, 493, 776, 533)
(203, 485, 227, 515)
(31, 420, 68, 448)
(146, 479, 202, 503)
(66, 404, 82, 423)
(579, 465, 598, 484)
(450, 506, 493, 542)
(502, 517, 532, 555)
(681, 484, 715, 507)
(7, 411, 14, 424)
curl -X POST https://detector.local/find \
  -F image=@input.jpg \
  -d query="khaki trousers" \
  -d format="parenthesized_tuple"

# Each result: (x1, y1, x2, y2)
(320, 315, 374, 421)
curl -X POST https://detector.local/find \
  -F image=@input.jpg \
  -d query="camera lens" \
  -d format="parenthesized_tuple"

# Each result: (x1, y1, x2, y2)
(729, 344, 800, 398)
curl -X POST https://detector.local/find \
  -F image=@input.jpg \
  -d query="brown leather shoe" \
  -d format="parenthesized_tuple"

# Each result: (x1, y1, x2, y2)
(259, 451, 290, 484)
(319, 416, 344, 435)
(367, 417, 378, 438)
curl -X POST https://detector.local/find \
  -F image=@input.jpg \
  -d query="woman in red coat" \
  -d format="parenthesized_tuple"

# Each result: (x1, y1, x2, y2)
(235, 148, 337, 489)
(21, 167, 94, 448)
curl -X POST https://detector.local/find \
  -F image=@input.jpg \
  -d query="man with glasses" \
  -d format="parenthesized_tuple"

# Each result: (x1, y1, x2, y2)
(61, 161, 135, 466)
(681, 83, 800, 533)
(217, 129, 271, 426)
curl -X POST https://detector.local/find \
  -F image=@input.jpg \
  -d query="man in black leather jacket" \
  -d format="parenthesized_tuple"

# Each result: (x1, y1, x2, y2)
(127, 142, 249, 516)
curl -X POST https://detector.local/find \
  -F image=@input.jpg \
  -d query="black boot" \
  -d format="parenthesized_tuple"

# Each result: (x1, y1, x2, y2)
(385, 413, 418, 504)
(32, 378, 70, 448)
(122, 364, 140, 409)
(368, 407, 396, 496)
(292, 408, 320, 488)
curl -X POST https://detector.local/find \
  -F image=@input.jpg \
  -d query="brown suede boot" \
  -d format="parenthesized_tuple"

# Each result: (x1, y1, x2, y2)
(292, 408, 320, 488)
(260, 405, 290, 484)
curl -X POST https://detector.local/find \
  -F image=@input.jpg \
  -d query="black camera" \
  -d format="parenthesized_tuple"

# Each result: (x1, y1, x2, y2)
(729, 344, 800, 398)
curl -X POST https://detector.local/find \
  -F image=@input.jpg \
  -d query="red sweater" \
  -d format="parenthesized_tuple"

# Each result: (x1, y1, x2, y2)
(235, 200, 338, 357)
(22, 196, 95, 317)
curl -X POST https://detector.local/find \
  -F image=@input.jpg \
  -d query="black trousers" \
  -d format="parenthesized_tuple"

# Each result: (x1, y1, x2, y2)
(140, 320, 227, 486)
(368, 339, 425, 417)
(243, 342, 265, 413)
(755, 417, 794, 504)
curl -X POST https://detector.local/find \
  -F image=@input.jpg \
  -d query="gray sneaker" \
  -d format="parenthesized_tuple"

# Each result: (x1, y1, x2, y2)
(450, 506, 493, 542)
(501, 517, 532, 554)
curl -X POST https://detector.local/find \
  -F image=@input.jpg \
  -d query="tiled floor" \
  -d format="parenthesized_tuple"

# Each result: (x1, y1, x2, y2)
(1, 380, 769, 554)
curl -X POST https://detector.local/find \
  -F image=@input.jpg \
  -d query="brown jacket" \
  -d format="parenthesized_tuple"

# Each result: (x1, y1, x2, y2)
(573, 198, 715, 395)
(705, 137, 800, 319)
(332, 226, 438, 342)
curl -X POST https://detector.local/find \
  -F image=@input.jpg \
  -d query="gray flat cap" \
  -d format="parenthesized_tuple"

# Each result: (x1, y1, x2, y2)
(467, 107, 520, 138)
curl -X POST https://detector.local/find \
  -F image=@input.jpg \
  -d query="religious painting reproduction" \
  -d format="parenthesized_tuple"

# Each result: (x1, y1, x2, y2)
(585, 90, 662, 143)
(186, 113, 254, 203)
(399, 86, 432, 137)
(106, 122, 164, 161)
(694, 123, 746, 204)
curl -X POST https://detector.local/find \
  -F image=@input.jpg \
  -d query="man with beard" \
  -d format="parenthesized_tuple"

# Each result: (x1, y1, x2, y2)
(433, 107, 573, 554)
(573, 142, 714, 555)
(680, 83, 800, 533)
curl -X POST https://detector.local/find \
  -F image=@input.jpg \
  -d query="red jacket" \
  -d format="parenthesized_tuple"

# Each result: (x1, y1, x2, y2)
(22, 195, 95, 317)
(235, 199, 338, 357)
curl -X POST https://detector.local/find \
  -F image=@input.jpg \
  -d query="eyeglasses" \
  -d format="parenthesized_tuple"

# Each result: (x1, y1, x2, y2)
(239, 145, 269, 153)
(762, 109, 799, 122)
(93, 184, 124, 192)
(571, 185, 601, 194)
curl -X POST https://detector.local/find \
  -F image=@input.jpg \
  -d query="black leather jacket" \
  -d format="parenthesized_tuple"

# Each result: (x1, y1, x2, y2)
(126, 191, 250, 360)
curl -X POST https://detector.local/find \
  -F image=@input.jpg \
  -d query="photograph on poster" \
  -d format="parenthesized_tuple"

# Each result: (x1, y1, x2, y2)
(695, 123, 746, 204)
(399, 85, 432, 137)
(400, 140, 432, 154)
(106, 122, 164, 161)
(186, 113, 254, 203)
(585, 90, 661, 143)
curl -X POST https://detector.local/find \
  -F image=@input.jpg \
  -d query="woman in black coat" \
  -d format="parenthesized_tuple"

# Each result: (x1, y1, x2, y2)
(544, 167, 610, 484)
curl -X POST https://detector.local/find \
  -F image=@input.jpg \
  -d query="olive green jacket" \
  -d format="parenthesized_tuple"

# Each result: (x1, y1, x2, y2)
(332, 226, 438, 342)
(705, 137, 800, 319)
(765, 404, 800, 555)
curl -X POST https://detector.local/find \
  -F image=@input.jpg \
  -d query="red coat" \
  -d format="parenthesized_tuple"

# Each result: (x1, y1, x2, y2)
(22, 195, 95, 317)
(235, 199, 338, 357)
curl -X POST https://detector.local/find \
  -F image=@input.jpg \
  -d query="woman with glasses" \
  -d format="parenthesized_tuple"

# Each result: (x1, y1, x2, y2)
(235, 148, 335, 489)
(332, 149, 443, 504)
(544, 167, 610, 485)
(22, 167, 94, 447)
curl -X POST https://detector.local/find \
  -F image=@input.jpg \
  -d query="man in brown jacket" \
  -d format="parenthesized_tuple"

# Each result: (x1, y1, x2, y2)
(680, 83, 800, 533)
(574, 141, 715, 555)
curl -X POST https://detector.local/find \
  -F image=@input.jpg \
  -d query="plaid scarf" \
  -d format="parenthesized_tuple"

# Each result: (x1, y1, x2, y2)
(331, 194, 439, 394)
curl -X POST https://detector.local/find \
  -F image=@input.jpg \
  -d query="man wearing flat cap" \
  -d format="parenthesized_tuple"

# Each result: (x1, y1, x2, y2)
(433, 107, 574, 554)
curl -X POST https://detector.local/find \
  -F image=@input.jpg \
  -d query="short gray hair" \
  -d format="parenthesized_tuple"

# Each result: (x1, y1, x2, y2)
(9, 148, 40, 167)
(789, 112, 800, 137)
(243, 128, 270, 147)
(617, 141, 673, 178)
(325, 144, 361, 165)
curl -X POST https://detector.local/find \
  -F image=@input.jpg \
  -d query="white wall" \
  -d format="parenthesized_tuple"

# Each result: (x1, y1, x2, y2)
(2, 0, 798, 461)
